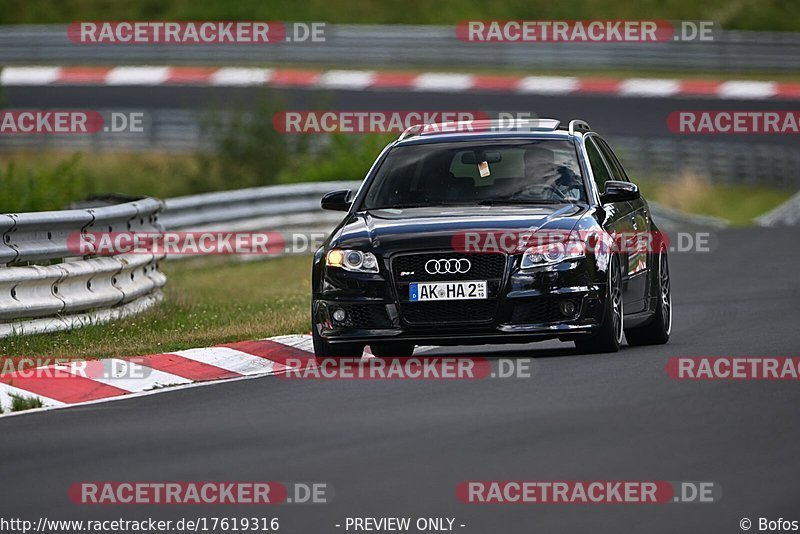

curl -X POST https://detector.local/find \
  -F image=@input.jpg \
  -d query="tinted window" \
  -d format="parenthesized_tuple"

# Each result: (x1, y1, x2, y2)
(585, 137, 613, 192)
(362, 140, 586, 209)
(595, 137, 630, 182)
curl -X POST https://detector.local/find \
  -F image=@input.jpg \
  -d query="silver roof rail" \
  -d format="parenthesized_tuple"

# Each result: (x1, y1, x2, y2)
(398, 124, 426, 141)
(568, 119, 591, 135)
(397, 118, 561, 141)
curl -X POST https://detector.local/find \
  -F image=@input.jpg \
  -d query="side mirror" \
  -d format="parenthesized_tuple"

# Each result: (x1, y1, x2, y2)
(601, 181, 640, 204)
(321, 189, 352, 211)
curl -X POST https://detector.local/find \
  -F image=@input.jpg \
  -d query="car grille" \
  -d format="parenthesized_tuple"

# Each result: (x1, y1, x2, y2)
(392, 252, 506, 325)
(400, 300, 499, 324)
(392, 252, 506, 282)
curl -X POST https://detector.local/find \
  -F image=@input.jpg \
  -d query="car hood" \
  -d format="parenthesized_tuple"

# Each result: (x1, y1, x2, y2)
(332, 204, 588, 253)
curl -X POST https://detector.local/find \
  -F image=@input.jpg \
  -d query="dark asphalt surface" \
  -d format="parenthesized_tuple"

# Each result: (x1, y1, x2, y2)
(1, 226, 799, 533)
(5, 85, 800, 145)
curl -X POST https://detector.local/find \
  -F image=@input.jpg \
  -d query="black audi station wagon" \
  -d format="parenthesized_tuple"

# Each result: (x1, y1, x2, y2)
(312, 119, 672, 358)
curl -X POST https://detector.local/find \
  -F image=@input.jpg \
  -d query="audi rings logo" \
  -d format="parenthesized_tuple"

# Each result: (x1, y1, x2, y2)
(425, 258, 471, 274)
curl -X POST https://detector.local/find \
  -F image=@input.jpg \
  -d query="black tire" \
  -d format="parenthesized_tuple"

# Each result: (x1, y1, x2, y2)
(312, 328, 364, 359)
(370, 342, 415, 358)
(574, 257, 623, 354)
(625, 249, 672, 346)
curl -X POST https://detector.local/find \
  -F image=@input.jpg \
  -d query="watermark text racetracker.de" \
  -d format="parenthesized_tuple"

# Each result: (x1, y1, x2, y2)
(457, 20, 715, 42)
(0, 356, 153, 380)
(668, 111, 800, 134)
(458, 480, 721, 504)
(667, 357, 800, 380)
(68, 21, 326, 44)
(279, 356, 534, 380)
(452, 229, 716, 255)
(69, 481, 332, 505)
(0, 110, 145, 135)
(273, 111, 589, 134)
(68, 230, 329, 256)
(273, 111, 490, 134)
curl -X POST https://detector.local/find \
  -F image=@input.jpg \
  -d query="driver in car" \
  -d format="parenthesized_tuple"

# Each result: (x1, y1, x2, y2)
(522, 146, 584, 201)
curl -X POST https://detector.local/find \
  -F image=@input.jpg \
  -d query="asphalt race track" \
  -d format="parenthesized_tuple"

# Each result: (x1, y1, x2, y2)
(1, 226, 798, 533)
(5, 85, 800, 146)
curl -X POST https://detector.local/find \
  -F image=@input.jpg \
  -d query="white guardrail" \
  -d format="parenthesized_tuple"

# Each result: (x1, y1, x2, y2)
(0, 198, 165, 338)
(0, 182, 360, 338)
(160, 181, 360, 230)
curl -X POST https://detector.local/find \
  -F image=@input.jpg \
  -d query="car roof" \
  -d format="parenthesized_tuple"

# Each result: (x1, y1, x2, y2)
(393, 118, 592, 146)
(394, 130, 575, 146)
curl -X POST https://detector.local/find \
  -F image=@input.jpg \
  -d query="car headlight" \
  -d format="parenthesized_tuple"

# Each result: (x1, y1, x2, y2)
(521, 239, 585, 269)
(326, 249, 379, 273)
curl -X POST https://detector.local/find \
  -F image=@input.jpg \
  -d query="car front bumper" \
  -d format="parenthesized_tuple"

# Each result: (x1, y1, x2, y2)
(314, 286, 606, 346)
(313, 254, 608, 347)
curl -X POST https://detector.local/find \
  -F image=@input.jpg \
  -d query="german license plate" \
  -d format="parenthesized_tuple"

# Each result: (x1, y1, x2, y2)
(409, 281, 487, 302)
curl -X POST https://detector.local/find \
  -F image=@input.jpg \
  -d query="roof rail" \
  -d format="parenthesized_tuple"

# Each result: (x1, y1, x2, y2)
(397, 123, 426, 141)
(568, 119, 591, 135)
(396, 118, 561, 141)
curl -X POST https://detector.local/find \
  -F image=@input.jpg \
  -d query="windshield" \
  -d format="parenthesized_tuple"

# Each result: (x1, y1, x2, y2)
(361, 140, 586, 209)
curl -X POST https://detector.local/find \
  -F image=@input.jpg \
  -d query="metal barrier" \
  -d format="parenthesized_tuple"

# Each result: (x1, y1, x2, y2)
(161, 181, 360, 229)
(0, 182, 361, 338)
(1, 24, 799, 72)
(612, 138, 800, 190)
(0, 109, 211, 153)
(0, 197, 165, 338)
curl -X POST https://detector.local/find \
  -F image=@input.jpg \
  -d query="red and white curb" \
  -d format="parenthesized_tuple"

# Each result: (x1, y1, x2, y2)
(0, 334, 349, 417)
(1, 66, 799, 100)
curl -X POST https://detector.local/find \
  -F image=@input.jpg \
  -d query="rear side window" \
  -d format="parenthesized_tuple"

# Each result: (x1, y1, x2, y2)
(585, 138, 613, 192)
